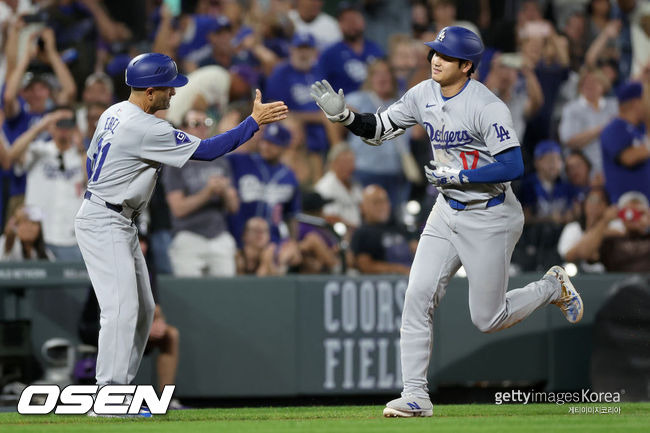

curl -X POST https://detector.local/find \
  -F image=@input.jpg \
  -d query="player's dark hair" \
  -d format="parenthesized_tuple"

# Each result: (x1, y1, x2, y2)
(458, 60, 474, 77)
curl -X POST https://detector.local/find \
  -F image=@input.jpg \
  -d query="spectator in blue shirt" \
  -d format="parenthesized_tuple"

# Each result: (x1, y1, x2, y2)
(266, 33, 329, 169)
(520, 140, 577, 225)
(317, 2, 384, 95)
(600, 81, 650, 203)
(227, 123, 301, 247)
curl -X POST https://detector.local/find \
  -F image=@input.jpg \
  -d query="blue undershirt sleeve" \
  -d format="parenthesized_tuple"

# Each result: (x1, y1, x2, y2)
(460, 146, 524, 183)
(191, 116, 259, 161)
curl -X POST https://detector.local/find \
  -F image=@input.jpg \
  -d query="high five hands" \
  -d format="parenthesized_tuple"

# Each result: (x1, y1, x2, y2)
(251, 89, 289, 125)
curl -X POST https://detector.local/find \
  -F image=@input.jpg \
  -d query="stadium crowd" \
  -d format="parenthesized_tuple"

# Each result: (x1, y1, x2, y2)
(0, 0, 649, 277)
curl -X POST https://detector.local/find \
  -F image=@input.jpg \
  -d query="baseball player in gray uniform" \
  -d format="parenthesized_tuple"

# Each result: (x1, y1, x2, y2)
(75, 53, 287, 411)
(311, 26, 584, 417)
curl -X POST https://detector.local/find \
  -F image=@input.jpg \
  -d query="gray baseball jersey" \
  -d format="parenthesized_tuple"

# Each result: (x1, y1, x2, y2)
(385, 79, 519, 203)
(86, 101, 201, 212)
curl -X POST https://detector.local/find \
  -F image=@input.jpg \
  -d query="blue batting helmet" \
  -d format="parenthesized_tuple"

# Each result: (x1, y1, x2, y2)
(125, 53, 188, 88)
(425, 26, 484, 69)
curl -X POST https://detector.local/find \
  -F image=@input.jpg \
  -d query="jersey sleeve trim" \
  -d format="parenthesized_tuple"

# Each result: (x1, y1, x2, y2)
(177, 138, 202, 167)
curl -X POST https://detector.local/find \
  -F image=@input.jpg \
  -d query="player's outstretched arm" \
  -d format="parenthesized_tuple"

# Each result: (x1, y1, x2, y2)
(310, 79, 405, 146)
(250, 89, 289, 125)
(191, 90, 288, 161)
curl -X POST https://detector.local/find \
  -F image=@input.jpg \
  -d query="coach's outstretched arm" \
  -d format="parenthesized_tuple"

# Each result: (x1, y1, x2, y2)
(310, 80, 405, 146)
(191, 90, 288, 161)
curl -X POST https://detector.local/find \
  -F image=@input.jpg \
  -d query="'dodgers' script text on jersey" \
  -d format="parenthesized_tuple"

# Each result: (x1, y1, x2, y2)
(386, 79, 520, 203)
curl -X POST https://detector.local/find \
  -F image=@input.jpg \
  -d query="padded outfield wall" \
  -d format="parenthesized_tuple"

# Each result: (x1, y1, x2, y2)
(0, 262, 632, 397)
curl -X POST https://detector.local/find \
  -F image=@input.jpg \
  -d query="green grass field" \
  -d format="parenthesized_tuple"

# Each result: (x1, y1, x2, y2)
(0, 403, 648, 433)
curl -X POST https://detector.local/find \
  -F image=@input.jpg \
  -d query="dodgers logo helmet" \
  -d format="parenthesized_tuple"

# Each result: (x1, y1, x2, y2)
(425, 26, 484, 69)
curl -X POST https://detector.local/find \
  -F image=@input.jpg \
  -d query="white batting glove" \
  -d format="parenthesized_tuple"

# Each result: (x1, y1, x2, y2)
(310, 80, 351, 123)
(424, 160, 468, 186)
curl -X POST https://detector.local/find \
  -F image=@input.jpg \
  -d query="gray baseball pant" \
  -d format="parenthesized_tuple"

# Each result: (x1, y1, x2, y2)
(75, 199, 155, 385)
(400, 189, 558, 398)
